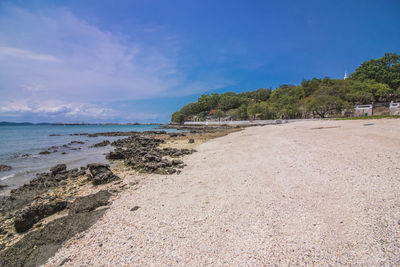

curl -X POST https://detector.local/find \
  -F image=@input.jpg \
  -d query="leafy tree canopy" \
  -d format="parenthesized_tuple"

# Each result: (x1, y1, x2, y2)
(171, 53, 400, 122)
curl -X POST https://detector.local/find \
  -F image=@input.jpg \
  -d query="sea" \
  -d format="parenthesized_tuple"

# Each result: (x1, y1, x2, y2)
(0, 124, 175, 193)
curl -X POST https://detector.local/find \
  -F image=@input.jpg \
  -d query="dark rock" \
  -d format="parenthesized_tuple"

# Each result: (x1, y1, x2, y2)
(0, 227, 6, 235)
(0, 208, 106, 267)
(50, 164, 67, 176)
(130, 206, 140, 212)
(21, 154, 31, 157)
(14, 201, 67, 233)
(0, 165, 12, 172)
(0, 184, 9, 190)
(87, 164, 119, 185)
(105, 133, 195, 175)
(49, 134, 61, 136)
(106, 149, 126, 160)
(69, 190, 111, 214)
(68, 141, 84, 145)
(39, 151, 51, 155)
(188, 138, 195, 143)
(171, 159, 184, 166)
(0, 165, 87, 214)
(143, 130, 167, 135)
(91, 140, 110, 147)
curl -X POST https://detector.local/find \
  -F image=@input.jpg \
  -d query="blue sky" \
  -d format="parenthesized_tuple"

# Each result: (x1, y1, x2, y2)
(0, 0, 399, 123)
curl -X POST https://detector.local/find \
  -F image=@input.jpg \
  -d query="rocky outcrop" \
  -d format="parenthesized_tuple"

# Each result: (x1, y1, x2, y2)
(68, 141, 84, 145)
(69, 190, 111, 214)
(0, 184, 8, 190)
(0, 165, 86, 214)
(105, 133, 193, 174)
(0, 208, 107, 267)
(50, 164, 67, 175)
(87, 164, 119, 185)
(91, 140, 110, 147)
(0, 165, 12, 172)
(14, 201, 67, 233)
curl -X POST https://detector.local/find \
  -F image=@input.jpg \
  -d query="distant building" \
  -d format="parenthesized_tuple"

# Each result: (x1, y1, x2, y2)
(389, 101, 400, 115)
(344, 72, 348, 80)
(354, 104, 373, 117)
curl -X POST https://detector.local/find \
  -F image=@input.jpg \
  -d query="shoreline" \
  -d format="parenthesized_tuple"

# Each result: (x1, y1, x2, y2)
(46, 118, 398, 265)
(0, 126, 183, 194)
(1, 119, 400, 265)
(0, 125, 241, 266)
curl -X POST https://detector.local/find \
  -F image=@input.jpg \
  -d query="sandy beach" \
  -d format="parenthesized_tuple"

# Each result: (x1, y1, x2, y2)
(45, 119, 400, 266)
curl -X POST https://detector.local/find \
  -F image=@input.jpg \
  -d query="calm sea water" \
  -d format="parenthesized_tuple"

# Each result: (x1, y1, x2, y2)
(0, 124, 173, 192)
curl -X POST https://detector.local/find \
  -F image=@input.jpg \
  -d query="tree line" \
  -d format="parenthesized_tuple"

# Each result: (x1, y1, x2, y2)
(171, 53, 400, 123)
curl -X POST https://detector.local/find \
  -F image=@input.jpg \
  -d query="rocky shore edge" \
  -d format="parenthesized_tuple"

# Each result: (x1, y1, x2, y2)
(0, 125, 241, 266)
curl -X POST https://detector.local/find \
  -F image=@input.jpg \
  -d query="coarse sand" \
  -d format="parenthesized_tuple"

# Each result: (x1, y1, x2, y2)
(46, 119, 400, 266)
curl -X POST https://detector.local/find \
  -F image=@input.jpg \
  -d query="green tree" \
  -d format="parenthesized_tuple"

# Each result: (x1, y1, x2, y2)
(218, 94, 243, 111)
(198, 93, 220, 111)
(347, 79, 392, 102)
(214, 110, 225, 121)
(247, 103, 263, 120)
(171, 111, 185, 124)
(304, 95, 351, 118)
(180, 102, 202, 118)
(235, 104, 248, 120)
(351, 53, 400, 92)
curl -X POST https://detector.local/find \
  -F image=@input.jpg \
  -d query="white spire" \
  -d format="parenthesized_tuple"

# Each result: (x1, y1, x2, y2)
(344, 72, 348, 80)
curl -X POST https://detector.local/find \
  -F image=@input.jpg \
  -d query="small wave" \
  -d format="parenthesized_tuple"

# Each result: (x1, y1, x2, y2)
(1, 173, 15, 181)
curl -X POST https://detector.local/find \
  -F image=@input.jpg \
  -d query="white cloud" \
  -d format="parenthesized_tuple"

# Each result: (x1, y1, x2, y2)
(0, 100, 115, 119)
(0, 46, 61, 62)
(0, 6, 233, 121)
(0, 6, 181, 111)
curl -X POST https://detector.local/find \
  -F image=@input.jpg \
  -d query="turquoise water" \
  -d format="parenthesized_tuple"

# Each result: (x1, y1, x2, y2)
(0, 124, 171, 192)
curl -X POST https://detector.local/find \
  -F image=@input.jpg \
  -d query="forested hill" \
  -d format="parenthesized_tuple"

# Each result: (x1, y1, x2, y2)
(171, 53, 400, 123)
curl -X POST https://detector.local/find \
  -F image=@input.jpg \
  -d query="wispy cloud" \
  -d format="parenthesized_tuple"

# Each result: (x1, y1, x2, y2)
(0, 100, 115, 119)
(0, 46, 61, 62)
(0, 5, 233, 121)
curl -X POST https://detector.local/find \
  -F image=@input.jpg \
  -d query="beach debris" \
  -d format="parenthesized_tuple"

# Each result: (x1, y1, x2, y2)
(0, 164, 12, 172)
(363, 123, 375, 126)
(130, 206, 140, 212)
(87, 163, 120, 185)
(310, 126, 341, 130)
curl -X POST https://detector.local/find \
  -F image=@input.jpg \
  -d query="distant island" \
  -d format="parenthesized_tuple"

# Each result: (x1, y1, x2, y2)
(171, 53, 400, 123)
